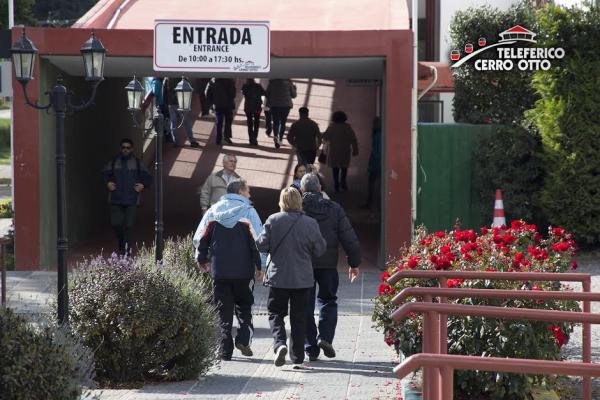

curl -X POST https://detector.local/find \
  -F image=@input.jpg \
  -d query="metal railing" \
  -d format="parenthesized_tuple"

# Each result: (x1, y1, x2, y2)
(387, 270, 595, 399)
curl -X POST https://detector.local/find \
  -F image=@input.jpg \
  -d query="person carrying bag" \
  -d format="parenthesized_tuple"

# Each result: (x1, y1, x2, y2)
(256, 187, 326, 368)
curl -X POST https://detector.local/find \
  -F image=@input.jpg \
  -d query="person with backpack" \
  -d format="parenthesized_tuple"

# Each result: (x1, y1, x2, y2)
(256, 187, 326, 368)
(102, 138, 152, 255)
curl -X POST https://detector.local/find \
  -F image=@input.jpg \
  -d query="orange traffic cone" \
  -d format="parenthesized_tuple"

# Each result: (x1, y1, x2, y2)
(492, 189, 506, 228)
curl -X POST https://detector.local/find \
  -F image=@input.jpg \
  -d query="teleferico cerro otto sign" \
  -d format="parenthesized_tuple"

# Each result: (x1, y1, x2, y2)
(153, 20, 270, 73)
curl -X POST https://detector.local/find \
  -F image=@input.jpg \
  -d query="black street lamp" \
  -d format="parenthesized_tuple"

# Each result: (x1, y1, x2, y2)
(11, 28, 106, 324)
(125, 76, 193, 261)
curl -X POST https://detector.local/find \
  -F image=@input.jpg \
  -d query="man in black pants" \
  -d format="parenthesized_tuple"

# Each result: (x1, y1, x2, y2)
(300, 174, 361, 361)
(207, 78, 236, 145)
(102, 138, 152, 255)
(195, 179, 265, 360)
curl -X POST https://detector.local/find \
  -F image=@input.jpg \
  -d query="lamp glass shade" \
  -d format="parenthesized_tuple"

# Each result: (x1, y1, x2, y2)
(175, 77, 193, 111)
(80, 32, 106, 81)
(125, 77, 144, 110)
(10, 30, 37, 82)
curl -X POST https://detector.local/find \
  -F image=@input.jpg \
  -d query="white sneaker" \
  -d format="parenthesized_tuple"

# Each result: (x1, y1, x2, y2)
(274, 345, 288, 367)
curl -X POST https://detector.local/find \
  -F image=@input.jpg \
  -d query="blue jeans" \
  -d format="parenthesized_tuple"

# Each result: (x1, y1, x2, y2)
(305, 268, 339, 357)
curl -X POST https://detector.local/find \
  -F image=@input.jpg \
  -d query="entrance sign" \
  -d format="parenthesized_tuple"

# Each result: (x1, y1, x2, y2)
(154, 20, 270, 73)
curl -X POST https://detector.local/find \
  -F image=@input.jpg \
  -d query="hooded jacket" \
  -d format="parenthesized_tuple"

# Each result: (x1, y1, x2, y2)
(302, 192, 361, 268)
(193, 194, 267, 279)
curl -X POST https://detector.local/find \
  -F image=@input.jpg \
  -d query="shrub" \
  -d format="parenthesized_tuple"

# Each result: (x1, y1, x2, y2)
(69, 244, 220, 384)
(0, 198, 13, 218)
(373, 223, 579, 400)
(0, 307, 94, 400)
(528, 4, 600, 246)
(474, 124, 545, 228)
(450, 3, 538, 125)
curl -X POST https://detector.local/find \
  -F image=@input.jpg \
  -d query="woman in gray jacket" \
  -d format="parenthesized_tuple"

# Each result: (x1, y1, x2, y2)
(256, 187, 326, 367)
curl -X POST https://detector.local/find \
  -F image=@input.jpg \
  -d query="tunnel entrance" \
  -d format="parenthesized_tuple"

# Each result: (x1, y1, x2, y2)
(40, 55, 385, 269)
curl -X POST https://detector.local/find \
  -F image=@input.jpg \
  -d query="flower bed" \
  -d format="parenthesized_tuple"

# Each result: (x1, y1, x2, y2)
(372, 222, 580, 400)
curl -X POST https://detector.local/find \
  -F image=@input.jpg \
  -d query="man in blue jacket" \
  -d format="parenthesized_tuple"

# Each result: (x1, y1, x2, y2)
(193, 179, 266, 360)
(103, 138, 152, 255)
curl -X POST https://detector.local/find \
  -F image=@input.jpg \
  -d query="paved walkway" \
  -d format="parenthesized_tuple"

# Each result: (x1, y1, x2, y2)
(5, 269, 415, 400)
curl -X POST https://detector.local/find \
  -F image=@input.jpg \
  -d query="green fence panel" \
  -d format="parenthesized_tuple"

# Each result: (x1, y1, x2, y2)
(416, 123, 495, 232)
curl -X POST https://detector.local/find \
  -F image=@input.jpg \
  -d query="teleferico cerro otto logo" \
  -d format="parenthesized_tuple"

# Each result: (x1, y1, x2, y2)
(451, 25, 565, 71)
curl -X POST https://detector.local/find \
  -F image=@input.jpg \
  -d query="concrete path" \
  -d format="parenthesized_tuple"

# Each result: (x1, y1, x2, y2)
(5, 269, 415, 400)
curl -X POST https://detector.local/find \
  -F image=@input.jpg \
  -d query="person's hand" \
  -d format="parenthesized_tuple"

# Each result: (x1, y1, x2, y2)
(348, 267, 360, 283)
(107, 182, 116, 191)
(197, 262, 210, 273)
(134, 183, 145, 192)
(255, 270, 264, 282)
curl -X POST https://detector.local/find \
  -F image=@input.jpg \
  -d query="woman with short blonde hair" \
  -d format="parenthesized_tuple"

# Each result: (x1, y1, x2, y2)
(256, 187, 326, 368)
(279, 187, 303, 212)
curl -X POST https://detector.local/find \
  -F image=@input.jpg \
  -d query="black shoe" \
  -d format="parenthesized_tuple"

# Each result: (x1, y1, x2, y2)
(274, 345, 288, 367)
(274, 137, 280, 149)
(190, 141, 200, 148)
(224, 138, 233, 144)
(235, 342, 253, 357)
(266, 128, 272, 137)
(221, 354, 232, 361)
(318, 340, 336, 358)
(293, 364, 306, 370)
(216, 140, 222, 146)
(308, 354, 319, 362)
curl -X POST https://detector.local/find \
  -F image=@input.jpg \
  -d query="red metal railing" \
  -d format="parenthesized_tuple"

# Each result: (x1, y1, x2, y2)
(387, 270, 594, 399)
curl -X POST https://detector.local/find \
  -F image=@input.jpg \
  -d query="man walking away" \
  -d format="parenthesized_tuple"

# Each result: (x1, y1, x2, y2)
(288, 107, 321, 165)
(266, 79, 297, 149)
(242, 78, 266, 146)
(103, 138, 152, 255)
(300, 174, 361, 360)
(207, 78, 236, 145)
(199, 154, 241, 214)
(194, 179, 265, 360)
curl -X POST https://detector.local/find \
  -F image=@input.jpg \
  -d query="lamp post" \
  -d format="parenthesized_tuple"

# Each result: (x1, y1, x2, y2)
(125, 76, 193, 261)
(11, 29, 106, 324)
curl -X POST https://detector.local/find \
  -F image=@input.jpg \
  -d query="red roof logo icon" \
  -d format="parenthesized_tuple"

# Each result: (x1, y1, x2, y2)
(499, 25, 536, 42)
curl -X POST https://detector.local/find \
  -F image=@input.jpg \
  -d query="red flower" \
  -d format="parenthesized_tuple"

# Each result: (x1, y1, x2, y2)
(378, 283, 395, 296)
(434, 231, 446, 238)
(571, 260, 578, 270)
(395, 264, 405, 272)
(502, 234, 517, 245)
(407, 256, 419, 269)
(440, 245, 451, 254)
(551, 241, 570, 252)
(380, 270, 390, 282)
(486, 267, 496, 272)
(447, 278, 465, 288)
(551, 227, 565, 238)
(481, 227, 488, 235)
(549, 325, 567, 348)
(511, 220, 524, 230)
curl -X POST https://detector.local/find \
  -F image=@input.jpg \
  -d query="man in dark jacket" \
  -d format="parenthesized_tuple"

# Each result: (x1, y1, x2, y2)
(102, 138, 152, 254)
(194, 179, 265, 360)
(207, 78, 236, 145)
(242, 78, 265, 146)
(288, 107, 322, 165)
(300, 174, 361, 360)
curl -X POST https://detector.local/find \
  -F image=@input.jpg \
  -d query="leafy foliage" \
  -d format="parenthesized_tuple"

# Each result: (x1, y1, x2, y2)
(474, 124, 545, 228)
(33, 0, 99, 27)
(69, 237, 220, 384)
(528, 4, 600, 246)
(450, 2, 538, 125)
(372, 223, 579, 399)
(0, 0, 36, 29)
(0, 308, 95, 400)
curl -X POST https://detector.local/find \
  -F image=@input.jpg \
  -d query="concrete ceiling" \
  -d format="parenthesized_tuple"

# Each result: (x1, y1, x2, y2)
(43, 55, 385, 80)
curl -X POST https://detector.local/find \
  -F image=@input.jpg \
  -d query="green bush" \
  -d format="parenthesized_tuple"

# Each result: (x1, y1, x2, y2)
(528, 4, 600, 246)
(69, 239, 220, 384)
(474, 124, 545, 227)
(0, 119, 10, 148)
(0, 307, 95, 400)
(0, 199, 13, 218)
(450, 2, 538, 124)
